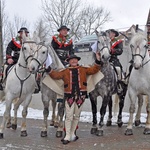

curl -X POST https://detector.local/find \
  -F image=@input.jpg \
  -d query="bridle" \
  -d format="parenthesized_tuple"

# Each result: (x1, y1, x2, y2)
(97, 35, 110, 52)
(31, 42, 49, 71)
(130, 42, 149, 67)
(18, 41, 36, 68)
(14, 40, 37, 97)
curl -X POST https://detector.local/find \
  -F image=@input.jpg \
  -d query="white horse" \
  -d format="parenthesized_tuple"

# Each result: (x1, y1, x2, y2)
(0, 32, 38, 138)
(125, 27, 150, 135)
(29, 43, 65, 138)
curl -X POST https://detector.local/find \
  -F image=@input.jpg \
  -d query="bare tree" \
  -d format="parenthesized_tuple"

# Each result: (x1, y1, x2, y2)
(1, 0, 9, 48)
(41, 0, 82, 38)
(34, 17, 50, 42)
(80, 6, 111, 35)
(7, 15, 29, 38)
(41, 0, 111, 40)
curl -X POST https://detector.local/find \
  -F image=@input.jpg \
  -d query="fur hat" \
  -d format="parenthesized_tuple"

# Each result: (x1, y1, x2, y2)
(57, 25, 70, 32)
(66, 55, 81, 62)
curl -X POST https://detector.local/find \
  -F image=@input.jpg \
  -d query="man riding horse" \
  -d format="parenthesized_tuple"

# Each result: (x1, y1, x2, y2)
(0, 27, 29, 90)
(51, 25, 74, 66)
(108, 29, 124, 80)
(0, 27, 40, 93)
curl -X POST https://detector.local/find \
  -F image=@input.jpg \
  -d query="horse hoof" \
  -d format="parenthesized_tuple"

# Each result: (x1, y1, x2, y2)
(41, 131, 47, 137)
(143, 128, 150, 135)
(106, 121, 112, 126)
(135, 120, 141, 126)
(0, 133, 3, 139)
(125, 129, 133, 135)
(54, 122, 59, 128)
(50, 121, 54, 126)
(90, 127, 97, 134)
(118, 122, 123, 127)
(12, 124, 17, 130)
(96, 130, 103, 136)
(56, 131, 63, 138)
(6, 123, 12, 128)
(20, 131, 27, 137)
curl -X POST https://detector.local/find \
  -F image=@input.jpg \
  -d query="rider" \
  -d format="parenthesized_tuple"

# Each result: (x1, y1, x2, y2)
(0, 27, 40, 93)
(0, 27, 29, 90)
(107, 29, 124, 81)
(51, 25, 74, 66)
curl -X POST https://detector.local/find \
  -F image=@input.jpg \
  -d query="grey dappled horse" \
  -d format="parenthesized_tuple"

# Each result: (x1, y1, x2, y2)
(125, 27, 150, 135)
(0, 32, 38, 138)
(29, 43, 65, 138)
(89, 31, 127, 136)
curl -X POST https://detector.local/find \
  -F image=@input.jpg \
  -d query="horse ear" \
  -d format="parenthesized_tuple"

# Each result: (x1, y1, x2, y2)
(22, 30, 27, 42)
(95, 30, 100, 37)
(131, 27, 136, 36)
(32, 31, 41, 43)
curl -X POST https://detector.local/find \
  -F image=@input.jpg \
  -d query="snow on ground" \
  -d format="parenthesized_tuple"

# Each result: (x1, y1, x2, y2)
(0, 101, 147, 124)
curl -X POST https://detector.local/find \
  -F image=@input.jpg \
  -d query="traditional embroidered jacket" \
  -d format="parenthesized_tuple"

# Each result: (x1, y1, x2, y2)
(49, 63, 101, 96)
(6, 36, 21, 63)
(109, 37, 123, 67)
(51, 34, 74, 65)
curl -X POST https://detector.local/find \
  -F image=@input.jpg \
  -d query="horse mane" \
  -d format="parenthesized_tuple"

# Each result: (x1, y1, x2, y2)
(130, 28, 147, 46)
(48, 45, 65, 70)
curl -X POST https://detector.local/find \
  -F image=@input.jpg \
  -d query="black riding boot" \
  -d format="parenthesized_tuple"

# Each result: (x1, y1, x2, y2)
(0, 65, 4, 91)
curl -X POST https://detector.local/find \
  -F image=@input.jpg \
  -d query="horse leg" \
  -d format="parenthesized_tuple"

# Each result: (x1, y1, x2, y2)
(41, 100, 50, 137)
(49, 100, 57, 127)
(6, 116, 12, 128)
(125, 90, 136, 135)
(20, 95, 32, 137)
(117, 81, 127, 127)
(56, 101, 64, 138)
(89, 93, 98, 134)
(0, 98, 12, 138)
(11, 98, 23, 130)
(106, 96, 113, 126)
(97, 95, 110, 136)
(134, 94, 143, 126)
(143, 95, 150, 134)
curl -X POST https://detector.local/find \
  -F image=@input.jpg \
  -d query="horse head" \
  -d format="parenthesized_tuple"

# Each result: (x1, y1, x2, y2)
(28, 42, 49, 74)
(95, 30, 111, 62)
(130, 27, 148, 69)
(19, 31, 37, 69)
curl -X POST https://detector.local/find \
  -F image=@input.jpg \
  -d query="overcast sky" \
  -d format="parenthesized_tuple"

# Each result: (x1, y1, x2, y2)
(4, 0, 150, 31)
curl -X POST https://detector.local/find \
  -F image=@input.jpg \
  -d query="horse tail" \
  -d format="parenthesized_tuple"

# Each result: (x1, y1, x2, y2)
(113, 94, 119, 117)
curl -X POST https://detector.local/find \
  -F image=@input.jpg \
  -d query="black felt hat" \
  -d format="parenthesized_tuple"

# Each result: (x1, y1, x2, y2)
(109, 29, 119, 37)
(18, 27, 29, 33)
(66, 55, 81, 62)
(57, 25, 70, 32)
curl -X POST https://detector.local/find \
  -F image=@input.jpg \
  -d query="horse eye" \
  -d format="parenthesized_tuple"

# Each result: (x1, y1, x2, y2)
(23, 47, 26, 50)
(42, 51, 45, 54)
(130, 44, 134, 48)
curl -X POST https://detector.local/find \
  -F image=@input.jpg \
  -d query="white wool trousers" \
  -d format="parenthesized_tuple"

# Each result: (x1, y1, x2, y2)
(64, 100, 84, 141)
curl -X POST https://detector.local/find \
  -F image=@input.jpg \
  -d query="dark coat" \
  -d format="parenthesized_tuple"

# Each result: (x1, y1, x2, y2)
(51, 34, 74, 65)
(6, 37, 21, 64)
(109, 38, 123, 67)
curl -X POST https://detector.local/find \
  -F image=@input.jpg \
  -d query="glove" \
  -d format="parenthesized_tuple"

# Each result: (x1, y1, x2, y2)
(110, 48, 115, 54)
(45, 66, 51, 73)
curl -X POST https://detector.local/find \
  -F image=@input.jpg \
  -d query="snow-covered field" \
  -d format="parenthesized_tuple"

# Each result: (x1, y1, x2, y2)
(0, 101, 147, 124)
